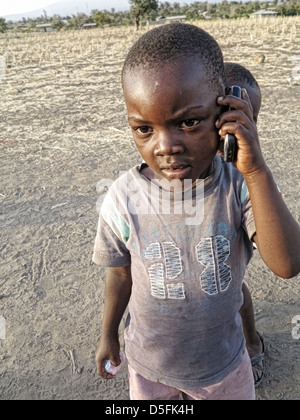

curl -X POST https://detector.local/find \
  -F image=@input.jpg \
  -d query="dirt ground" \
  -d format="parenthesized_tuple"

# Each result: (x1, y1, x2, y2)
(0, 18, 299, 400)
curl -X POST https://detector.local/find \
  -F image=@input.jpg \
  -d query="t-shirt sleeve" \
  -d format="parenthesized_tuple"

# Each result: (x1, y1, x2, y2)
(92, 192, 131, 267)
(240, 180, 256, 241)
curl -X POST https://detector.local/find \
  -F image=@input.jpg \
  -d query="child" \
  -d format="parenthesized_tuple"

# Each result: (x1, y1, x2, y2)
(93, 24, 300, 400)
(223, 62, 264, 387)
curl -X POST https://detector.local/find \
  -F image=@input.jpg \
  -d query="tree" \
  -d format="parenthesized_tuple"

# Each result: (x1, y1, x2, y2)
(42, 10, 48, 22)
(51, 17, 64, 30)
(129, 0, 158, 29)
(28, 19, 37, 29)
(94, 11, 111, 27)
(76, 12, 90, 26)
(186, 8, 201, 20)
(173, 2, 180, 12)
(0, 18, 8, 33)
(67, 15, 80, 29)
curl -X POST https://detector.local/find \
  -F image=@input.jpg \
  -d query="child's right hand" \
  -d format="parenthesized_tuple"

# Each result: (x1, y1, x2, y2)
(95, 336, 121, 380)
(216, 89, 266, 179)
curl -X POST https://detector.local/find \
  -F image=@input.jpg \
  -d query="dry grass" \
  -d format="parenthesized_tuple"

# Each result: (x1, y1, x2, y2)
(0, 18, 299, 144)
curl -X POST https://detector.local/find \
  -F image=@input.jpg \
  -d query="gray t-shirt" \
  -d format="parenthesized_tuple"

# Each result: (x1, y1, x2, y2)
(93, 154, 256, 389)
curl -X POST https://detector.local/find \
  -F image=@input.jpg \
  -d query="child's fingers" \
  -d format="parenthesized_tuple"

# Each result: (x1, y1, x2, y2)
(218, 121, 248, 140)
(217, 89, 254, 122)
(215, 110, 252, 130)
(95, 352, 115, 379)
(216, 97, 250, 117)
(241, 88, 254, 117)
(98, 361, 115, 380)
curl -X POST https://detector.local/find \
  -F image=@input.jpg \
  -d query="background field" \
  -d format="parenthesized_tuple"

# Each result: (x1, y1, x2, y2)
(0, 17, 299, 400)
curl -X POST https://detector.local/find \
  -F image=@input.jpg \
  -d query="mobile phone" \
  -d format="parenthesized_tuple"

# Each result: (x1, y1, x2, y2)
(223, 85, 242, 163)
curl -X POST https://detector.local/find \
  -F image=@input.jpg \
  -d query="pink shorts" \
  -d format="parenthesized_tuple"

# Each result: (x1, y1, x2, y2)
(128, 351, 255, 400)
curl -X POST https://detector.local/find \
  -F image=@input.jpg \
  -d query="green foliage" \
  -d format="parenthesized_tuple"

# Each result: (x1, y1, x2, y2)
(4, 1, 300, 31)
(51, 17, 64, 30)
(129, 0, 159, 28)
(67, 16, 80, 29)
(94, 11, 108, 27)
(0, 17, 8, 33)
(276, 1, 300, 16)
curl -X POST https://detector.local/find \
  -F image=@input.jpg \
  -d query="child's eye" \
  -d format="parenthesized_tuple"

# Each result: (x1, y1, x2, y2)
(179, 119, 201, 129)
(135, 126, 153, 135)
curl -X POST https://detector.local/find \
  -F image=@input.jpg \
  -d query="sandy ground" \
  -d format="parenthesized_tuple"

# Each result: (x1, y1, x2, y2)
(0, 18, 299, 400)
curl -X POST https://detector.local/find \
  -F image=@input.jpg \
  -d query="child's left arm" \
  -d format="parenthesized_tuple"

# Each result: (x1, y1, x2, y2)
(216, 90, 300, 279)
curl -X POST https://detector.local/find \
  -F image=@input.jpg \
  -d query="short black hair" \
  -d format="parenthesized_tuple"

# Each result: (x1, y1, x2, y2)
(224, 62, 260, 91)
(122, 23, 226, 92)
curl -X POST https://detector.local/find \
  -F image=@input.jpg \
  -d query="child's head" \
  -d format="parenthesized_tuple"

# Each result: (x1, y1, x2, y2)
(122, 23, 226, 94)
(224, 62, 261, 123)
(122, 23, 226, 186)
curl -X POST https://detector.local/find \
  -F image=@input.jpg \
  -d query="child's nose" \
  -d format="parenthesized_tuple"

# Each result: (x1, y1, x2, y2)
(154, 131, 184, 156)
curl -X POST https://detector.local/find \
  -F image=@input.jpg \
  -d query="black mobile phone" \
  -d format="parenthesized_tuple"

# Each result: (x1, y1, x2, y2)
(223, 85, 242, 163)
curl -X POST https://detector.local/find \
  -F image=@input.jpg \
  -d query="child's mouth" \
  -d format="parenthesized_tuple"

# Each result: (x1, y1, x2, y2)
(161, 164, 191, 180)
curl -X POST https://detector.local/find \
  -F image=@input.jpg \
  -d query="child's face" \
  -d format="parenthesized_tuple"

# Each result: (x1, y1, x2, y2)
(123, 58, 223, 186)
